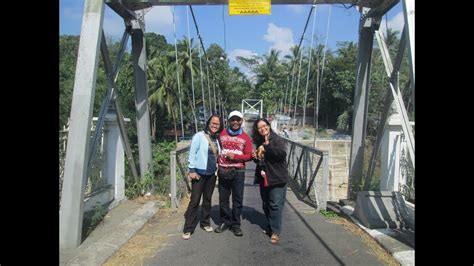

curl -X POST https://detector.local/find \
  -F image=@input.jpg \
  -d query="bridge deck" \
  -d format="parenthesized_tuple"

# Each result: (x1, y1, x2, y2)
(144, 162, 384, 265)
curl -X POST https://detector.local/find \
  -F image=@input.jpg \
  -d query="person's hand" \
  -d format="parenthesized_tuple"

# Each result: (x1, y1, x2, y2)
(225, 153, 235, 160)
(263, 134, 269, 145)
(189, 172, 200, 180)
(252, 150, 257, 159)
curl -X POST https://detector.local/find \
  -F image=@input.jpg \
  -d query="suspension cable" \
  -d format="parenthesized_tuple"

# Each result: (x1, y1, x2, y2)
(212, 78, 217, 113)
(206, 60, 212, 117)
(222, 5, 227, 53)
(186, 6, 198, 132)
(302, 5, 318, 130)
(287, 61, 296, 117)
(292, 42, 305, 124)
(189, 5, 219, 115)
(198, 36, 207, 122)
(221, 5, 227, 117)
(172, 6, 185, 140)
(285, 5, 315, 119)
(316, 5, 332, 131)
(282, 76, 289, 115)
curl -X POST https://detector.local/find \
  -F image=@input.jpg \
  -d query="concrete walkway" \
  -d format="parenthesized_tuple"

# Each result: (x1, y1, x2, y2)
(60, 199, 159, 266)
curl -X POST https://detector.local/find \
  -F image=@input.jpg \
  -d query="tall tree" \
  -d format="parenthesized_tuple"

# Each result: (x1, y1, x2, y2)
(322, 41, 357, 131)
(59, 35, 80, 130)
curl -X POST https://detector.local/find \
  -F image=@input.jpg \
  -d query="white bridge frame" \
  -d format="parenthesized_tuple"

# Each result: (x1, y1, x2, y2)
(241, 99, 263, 119)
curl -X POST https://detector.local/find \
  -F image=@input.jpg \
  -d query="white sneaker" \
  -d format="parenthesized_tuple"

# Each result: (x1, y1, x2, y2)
(182, 232, 191, 240)
(201, 226, 214, 232)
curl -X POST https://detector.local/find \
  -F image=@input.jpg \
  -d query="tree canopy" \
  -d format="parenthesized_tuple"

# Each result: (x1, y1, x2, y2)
(60, 29, 412, 141)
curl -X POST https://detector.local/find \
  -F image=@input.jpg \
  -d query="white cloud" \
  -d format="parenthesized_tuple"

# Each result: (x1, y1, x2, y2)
(101, 6, 174, 39)
(381, 11, 405, 37)
(287, 5, 304, 14)
(229, 49, 257, 62)
(145, 6, 174, 36)
(228, 49, 259, 81)
(263, 23, 295, 57)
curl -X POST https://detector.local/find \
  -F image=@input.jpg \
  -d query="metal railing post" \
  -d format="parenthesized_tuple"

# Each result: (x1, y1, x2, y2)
(170, 150, 178, 208)
(319, 150, 329, 211)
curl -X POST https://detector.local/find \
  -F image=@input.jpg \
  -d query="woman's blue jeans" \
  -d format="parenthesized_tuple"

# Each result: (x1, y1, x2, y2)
(259, 183, 287, 235)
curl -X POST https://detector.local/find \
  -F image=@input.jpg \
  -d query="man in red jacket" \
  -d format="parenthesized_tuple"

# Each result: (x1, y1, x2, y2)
(214, 110, 253, 236)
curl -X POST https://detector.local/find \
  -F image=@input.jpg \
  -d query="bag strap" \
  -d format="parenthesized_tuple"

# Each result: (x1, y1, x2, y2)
(203, 131, 217, 157)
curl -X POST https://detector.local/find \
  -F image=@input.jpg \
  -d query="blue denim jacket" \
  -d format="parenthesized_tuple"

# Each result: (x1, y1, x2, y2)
(188, 131, 221, 175)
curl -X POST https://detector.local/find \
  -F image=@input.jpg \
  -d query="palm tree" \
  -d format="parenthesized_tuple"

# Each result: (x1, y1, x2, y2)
(147, 54, 165, 141)
(148, 58, 180, 143)
(166, 38, 201, 133)
(384, 28, 400, 57)
(255, 49, 285, 113)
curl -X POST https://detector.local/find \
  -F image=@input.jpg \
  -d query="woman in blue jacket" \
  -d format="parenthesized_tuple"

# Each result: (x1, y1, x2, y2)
(182, 114, 223, 240)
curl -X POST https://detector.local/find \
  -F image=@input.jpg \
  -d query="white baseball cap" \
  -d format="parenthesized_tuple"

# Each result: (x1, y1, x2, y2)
(228, 110, 243, 120)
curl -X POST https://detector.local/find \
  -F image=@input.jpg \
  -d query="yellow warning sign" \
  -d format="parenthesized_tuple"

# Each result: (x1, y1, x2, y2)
(229, 0, 271, 16)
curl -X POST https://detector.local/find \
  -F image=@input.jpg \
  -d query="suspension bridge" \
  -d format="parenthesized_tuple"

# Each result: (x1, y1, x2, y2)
(60, 0, 414, 265)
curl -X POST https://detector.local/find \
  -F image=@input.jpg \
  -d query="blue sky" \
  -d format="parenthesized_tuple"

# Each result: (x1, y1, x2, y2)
(60, 1, 404, 73)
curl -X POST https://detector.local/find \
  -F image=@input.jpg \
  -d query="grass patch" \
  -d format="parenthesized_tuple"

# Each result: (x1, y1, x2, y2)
(320, 209, 339, 218)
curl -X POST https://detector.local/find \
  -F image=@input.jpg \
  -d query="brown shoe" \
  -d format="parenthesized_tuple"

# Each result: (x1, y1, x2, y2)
(270, 233, 279, 244)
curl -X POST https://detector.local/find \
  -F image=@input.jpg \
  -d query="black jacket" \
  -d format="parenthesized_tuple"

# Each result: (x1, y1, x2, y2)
(254, 133, 289, 186)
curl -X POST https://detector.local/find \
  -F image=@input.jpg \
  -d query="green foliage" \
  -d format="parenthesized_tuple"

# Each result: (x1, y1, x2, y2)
(59, 35, 115, 130)
(125, 172, 156, 199)
(145, 32, 171, 59)
(124, 141, 177, 199)
(90, 205, 108, 226)
(364, 140, 382, 190)
(346, 140, 382, 198)
(61, 29, 409, 140)
(320, 209, 338, 218)
(82, 204, 109, 240)
(336, 111, 350, 132)
(224, 67, 254, 111)
(150, 141, 176, 195)
(59, 35, 80, 129)
(302, 132, 312, 140)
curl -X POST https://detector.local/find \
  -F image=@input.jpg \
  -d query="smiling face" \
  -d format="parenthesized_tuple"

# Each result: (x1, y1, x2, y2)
(257, 120, 270, 137)
(229, 116, 242, 131)
(208, 116, 221, 134)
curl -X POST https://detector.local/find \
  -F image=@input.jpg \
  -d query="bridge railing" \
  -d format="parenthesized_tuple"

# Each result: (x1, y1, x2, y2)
(169, 137, 330, 211)
(59, 123, 110, 209)
(398, 128, 415, 203)
(282, 136, 329, 211)
(170, 144, 191, 208)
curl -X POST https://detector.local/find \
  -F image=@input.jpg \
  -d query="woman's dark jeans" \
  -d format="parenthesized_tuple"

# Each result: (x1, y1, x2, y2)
(183, 174, 217, 233)
(259, 183, 287, 235)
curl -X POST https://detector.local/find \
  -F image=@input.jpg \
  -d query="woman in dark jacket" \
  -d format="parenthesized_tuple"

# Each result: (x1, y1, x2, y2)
(251, 118, 289, 244)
